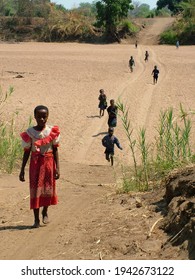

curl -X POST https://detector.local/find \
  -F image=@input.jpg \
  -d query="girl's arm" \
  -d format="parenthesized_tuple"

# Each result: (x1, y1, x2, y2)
(53, 146, 60, 180)
(19, 150, 31, 181)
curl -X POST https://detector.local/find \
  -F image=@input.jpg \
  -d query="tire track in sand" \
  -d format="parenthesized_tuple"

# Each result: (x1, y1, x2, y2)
(72, 46, 146, 164)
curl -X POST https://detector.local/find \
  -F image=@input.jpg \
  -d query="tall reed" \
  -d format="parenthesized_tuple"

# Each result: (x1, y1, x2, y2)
(0, 112, 22, 173)
(117, 100, 195, 193)
(0, 86, 14, 110)
(138, 127, 150, 190)
(0, 86, 23, 173)
(117, 100, 139, 189)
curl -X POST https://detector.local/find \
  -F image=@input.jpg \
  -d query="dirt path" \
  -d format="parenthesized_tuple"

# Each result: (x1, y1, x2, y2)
(135, 17, 175, 45)
(0, 18, 194, 260)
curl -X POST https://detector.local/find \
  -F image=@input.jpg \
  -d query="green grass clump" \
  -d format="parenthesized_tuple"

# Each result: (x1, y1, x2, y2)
(0, 117, 23, 173)
(0, 86, 23, 173)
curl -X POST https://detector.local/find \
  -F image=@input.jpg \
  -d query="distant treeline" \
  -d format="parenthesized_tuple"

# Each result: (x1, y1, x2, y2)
(0, 0, 194, 44)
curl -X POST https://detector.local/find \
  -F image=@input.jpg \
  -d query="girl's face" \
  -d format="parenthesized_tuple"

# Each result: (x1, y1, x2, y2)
(35, 109, 48, 128)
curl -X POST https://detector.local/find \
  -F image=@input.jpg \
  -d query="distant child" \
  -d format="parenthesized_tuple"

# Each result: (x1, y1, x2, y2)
(19, 105, 60, 228)
(98, 89, 107, 117)
(102, 127, 122, 166)
(129, 56, 135, 72)
(176, 40, 179, 49)
(107, 99, 118, 128)
(135, 40, 138, 48)
(144, 50, 149, 62)
(151, 65, 159, 84)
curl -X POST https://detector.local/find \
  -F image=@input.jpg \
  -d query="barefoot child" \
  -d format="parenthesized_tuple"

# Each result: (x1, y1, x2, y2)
(129, 56, 135, 72)
(151, 65, 159, 84)
(102, 127, 122, 166)
(107, 99, 118, 128)
(19, 105, 60, 228)
(144, 50, 149, 62)
(98, 89, 107, 117)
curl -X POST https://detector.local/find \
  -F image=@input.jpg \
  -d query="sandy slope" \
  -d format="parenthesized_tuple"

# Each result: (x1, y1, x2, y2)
(0, 18, 194, 260)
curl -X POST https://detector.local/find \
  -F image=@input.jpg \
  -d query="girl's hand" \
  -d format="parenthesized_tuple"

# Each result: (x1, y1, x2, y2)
(54, 169, 60, 180)
(19, 170, 25, 182)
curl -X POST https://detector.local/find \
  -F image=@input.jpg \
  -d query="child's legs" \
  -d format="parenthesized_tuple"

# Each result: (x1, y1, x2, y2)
(105, 152, 110, 161)
(110, 155, 114, 166)
(33, 208, 39, 221)
(42, 206, 48, 216)
(32, 208, 40, 227)
(105, 149, 114, 162)
(42, 206, 49, 224)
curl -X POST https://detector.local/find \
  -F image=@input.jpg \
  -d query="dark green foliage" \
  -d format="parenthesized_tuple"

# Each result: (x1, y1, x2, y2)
(156, 0, 183, 13)
(160, 0, 195, 44)
(160, 29, 177, 44)
(95, 0, 133, 41)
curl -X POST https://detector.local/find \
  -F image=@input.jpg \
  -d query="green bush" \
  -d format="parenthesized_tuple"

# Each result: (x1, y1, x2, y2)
(160, 29, 178, 44)
(120, 20, 139, 34)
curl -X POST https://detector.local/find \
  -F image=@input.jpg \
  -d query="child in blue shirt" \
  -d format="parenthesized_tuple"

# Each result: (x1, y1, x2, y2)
(102, 127, 122, 166)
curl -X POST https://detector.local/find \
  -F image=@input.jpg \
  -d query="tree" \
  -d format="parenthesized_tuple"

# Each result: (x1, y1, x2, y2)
(179, 0, 195, 18)
(156, 0, 183, 13)
(130, 3, 151, 17)
(155, 6, 171, 16)
(96, 0, 133, 41)
(77, 1, 97, 17)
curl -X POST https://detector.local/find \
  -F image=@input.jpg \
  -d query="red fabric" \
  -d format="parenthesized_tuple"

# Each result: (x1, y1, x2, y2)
(34, 126, 60, 148)
(20, 132, 31, 143)
(29, 152, 58, 209)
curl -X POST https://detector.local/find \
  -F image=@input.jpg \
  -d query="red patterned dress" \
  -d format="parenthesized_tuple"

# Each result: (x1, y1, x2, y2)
(20, 125, 60, 209)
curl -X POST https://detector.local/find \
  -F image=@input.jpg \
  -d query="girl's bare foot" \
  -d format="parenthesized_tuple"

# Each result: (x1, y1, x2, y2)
(32, 220, 40, 228)
(42, 210, 49, 224)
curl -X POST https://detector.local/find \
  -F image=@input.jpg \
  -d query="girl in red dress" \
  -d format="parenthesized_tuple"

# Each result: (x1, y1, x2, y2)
(19, 105, 60, 228)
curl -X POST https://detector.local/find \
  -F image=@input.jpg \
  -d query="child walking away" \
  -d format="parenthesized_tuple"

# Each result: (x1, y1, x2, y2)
(144, 50, 149, 62)
(102, 127, 122, 166)
(107, 99, 118, 128)
(19, 105, 60, 228)
(98, 89, 107, 117)
(151, 65, 159, 84)
(176, 40, 179, 49)
(129, 56, 135, 72)
(135, 40, 138, 48)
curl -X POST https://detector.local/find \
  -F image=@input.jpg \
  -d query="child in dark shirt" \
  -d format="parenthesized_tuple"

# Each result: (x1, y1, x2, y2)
(98, 89, 107, 117)
(102, 127, 122, 166)
(151, 65, 159, 84)
(107, 99, 118, 128)
(129, 56, 135, 72)
(144, 51, 149, 62)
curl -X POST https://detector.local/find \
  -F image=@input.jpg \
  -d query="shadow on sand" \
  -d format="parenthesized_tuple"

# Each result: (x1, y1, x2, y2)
(0, 225, 40, 231)
(86, 115, 100, 119)
(0, 225, 45, 232)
